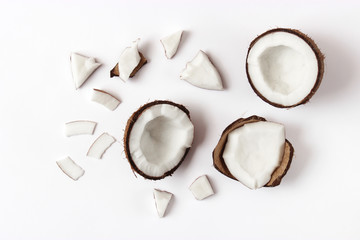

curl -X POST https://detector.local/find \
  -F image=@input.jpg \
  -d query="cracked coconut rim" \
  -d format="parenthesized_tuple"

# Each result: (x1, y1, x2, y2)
(246, 28, 324, 108)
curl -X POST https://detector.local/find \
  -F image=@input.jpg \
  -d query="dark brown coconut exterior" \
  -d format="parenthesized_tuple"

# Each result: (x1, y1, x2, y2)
(246, 28, 325, 108)
(213, 115, 294, 187)
(124, 100, 192, 180)
(110, 52, 147, 78)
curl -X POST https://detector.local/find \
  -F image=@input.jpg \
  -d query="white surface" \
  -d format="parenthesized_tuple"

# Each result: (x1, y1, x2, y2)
(129, 103, 194, 177)
(247, 31, 318, 106)
(0, 0, 360, 239)
(223, 121, 285, 189)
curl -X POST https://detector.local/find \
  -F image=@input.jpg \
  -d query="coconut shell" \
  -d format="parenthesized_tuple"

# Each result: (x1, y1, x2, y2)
(123, 100, 192, 180)
(246, 28, 325, 108)
(110, 52, 147, 78)
(212, 115, 294, 187)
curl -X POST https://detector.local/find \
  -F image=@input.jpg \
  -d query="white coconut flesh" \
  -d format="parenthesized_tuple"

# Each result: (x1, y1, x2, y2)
(161, 30, 183, 59)
(129, 104, 194, 178)
(153, 189, 173, 218)
(247, 32, 318, 106)
(180, 50, 223, 90)
(189, 175, 214, 200)
(118, 39, 141, 81)
(65, 120, 97, 137)
(70, 52, 101, 89)
(222, 121, 285, 189)
(91, 89, 120, 111)
(56, 157, 85, 181)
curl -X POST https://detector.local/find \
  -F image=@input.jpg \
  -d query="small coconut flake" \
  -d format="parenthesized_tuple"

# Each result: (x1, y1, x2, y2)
(87, 132, 116, 159)
(161, 30, 183, 59)
(56, 156, 85, 181)
(65, 120, 97, 137)
(70, 52, 101, 89)
(153, 189, 173, 218)
(180, 50, 223, 90)
(91, 89, 120, 111)
(189, 175, 214, 200)
(110, 39, 147, 81)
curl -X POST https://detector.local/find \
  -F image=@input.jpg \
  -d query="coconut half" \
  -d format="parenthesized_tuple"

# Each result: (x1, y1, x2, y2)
(124, 100, 194, 180)
(213, 116, 294, 189)
(246, 28, 324, 108)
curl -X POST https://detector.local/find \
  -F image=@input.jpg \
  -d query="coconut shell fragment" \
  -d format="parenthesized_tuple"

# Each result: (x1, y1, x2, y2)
(213, 116, 294, 187)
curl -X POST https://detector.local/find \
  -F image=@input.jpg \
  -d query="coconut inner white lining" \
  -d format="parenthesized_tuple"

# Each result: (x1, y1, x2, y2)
(129, 104, 194, 177)
(223, 121, 285, 189)
(247, 32, 318, 106)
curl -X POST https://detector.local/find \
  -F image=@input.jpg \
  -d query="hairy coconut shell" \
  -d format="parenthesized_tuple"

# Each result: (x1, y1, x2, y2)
(124, 100, 192, 180)
(246, 28, 325, 108)
(212, 115, 294, 187)
(110, 52, 147, 78)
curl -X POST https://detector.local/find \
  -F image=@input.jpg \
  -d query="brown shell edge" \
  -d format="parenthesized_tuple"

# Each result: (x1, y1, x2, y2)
(212, 115, 294, 187)
(123, 100, 192, 180)
(245, 28, 325, 108)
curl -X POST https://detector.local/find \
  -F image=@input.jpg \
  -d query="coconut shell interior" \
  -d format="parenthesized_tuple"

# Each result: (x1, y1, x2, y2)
(212, 115, 294, 187)
(110, 52, 147, 78)
(123, 100, 191, 180)
(246, 28, 325, 108)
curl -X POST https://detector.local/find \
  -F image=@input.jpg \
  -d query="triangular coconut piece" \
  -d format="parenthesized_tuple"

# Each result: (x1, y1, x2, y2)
(70, 53, 101, 89)
(160, 30, 183, 59)
(180, 50, 223, 90)
(110, 39, 147, 81)
(153, 189, 173, 218)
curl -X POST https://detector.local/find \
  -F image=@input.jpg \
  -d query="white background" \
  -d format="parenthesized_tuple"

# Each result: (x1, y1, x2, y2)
(1, 0, 360, 239)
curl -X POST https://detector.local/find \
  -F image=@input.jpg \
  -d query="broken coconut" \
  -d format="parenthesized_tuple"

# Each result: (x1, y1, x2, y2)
(87, 132, 116, 159)
(160, 30, 183, 59)
(124, 100, 194, 180)
(180, 50, 223, 90)
(56, 156, 85, 181)
(213, 116, 294, 189)
(153, 189, 173, 218)
(189, 175, 214, 200)
(91, 89, 121, 111)
(110, 39, 147, 81)
(70, 52, 101, 89)
(65, 120, 97, 137)
(246, 28, 324, 108)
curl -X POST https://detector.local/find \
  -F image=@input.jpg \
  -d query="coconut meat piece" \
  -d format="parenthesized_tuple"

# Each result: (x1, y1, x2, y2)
(222, 121, 285, 189)
(129, 104, 194, 178)
(87, 133, 116, 159)
(153, 189, 173, 218)
(161, 30, 183, 59)
(70, 53, 101, 89)
(56, 157, 85, 181)
(189, 175, 214, 200)
(117, 39, 141, 81)
(180, 50, 223, 90)
(91, 89, 120, 111)
(65, 120, 97, 137)
(247, 31, 318, 106)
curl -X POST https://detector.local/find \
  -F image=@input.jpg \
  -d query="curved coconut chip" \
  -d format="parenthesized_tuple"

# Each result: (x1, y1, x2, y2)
(212, 115, 294, 187)
(246, 28, 325, 108)
(124, 100, 193, 180)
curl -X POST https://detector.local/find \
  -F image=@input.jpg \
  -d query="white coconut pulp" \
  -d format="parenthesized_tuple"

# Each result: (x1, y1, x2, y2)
(118, 39, 141, 81)
(161, 30, 183, 59)
(153, 189, 173, 218)
(180, 50, 223, 90)
(56, 157, 85, 181)
(65, 120, 97, 137)
(189, 175, 214, 200)
(91, 89, 120, 111)
(247, 31, 318, 106)
(129, 104, 194, 178)
(87, 133, 116, 159)
(70, 52, 101, 89)
(222, 121, 285, 189)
